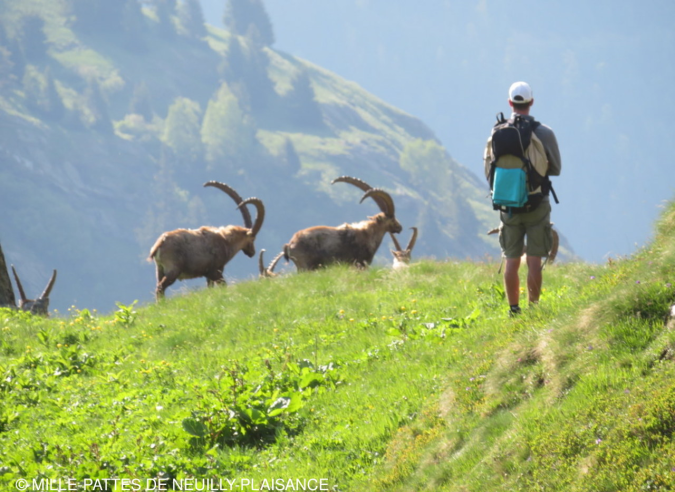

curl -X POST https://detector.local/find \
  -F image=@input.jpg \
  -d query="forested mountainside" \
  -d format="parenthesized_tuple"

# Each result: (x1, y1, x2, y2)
(0, 0, 572, 312)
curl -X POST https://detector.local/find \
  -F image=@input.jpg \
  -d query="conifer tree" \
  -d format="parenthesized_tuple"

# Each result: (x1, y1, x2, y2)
(41, 67, 66, 120)
(155, 0, 177, 39)
(177, 0, 207, 40)
(0, 46, 14, 92)
(84, 79, 113, 133)
(284, 69, 324, 129)
(201, 82, 257, 170)
(218, 36, 247, 81)
(217, 28, 275, 115)
(22, 65, 47, 115)
(163, 97, 204, 178)
(241, 30, 274, 113)
(135, 146, 206, 249)
(223, 0, 274, 47)
(8, 37, 26, 80)
(129, 81, 153, 121)
(281, 137, 301, 173)
(19, 15, 48, 62)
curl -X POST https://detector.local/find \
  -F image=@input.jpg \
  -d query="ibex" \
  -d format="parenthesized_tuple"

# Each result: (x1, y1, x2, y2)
(283, 176, 403, 271)
(390, 227, 418, 269)
(11, 265, 57, 316)
(258, 249, 284, 278)
(148, 181, 264, 300)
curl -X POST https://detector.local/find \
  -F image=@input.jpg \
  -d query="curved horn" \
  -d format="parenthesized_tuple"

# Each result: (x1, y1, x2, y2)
(406, 227, 418, 252)
(238, 197, 265, 237)
(389, 232, 403, 252)
(359, 188, 395, 217)
(549, 229, 559, 263)
(204, 181, 252, 229)
(11, 265, 27, 303)
(268, 251, 284, 273)
(331, 176, 388, 212)
(331, 176, 373, 193)
(39, 270, 57, 299)
(258, 249, 267, 276)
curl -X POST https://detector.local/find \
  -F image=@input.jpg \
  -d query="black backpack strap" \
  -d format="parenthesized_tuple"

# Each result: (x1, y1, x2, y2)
(530, 119, 560, 204)
(549, 181, 560, 204)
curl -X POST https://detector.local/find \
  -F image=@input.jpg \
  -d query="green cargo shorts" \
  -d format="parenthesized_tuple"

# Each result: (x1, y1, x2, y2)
(499, 201, 552, 258)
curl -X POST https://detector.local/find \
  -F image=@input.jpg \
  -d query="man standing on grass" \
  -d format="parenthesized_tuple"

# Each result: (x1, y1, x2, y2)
(484, 81, 562, 316)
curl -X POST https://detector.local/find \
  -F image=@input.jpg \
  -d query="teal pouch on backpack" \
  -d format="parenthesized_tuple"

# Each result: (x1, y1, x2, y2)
(492, 167, 528, 208)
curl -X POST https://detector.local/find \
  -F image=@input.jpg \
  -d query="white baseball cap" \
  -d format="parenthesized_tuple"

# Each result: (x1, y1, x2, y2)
(508, 81, 533, 103)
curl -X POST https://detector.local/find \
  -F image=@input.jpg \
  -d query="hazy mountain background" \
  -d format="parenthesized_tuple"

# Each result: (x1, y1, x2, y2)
(200, 0, 675, 263)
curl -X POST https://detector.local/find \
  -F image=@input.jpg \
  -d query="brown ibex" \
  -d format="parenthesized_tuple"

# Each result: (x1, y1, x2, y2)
(390, 227, 418, 269)
(149, 181, 264, 300)
(283, 176, 403, 271)
(11, 265, 57, 316)
(258, 249, 284, 278)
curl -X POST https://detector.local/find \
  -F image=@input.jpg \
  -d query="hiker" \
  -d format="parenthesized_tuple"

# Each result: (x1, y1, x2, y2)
(483, 81, 561, 315)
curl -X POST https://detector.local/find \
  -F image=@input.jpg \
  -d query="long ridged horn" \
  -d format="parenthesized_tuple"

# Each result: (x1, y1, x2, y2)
(332, 176, 388, 213)
(259, 250, 284, 277)
(331, 176, 373, 193)
(549, 229, 559, 263)
(204, 181, 252, 229)
(11, 265, 27, 303)
(238, 197, 265, 237)
(359, 188, 395, 217)
(259, 249, 267, 276)
(268, 251, 284, 272)
(406, 227, 418, 252)
(39, 270, 57, 299)
(389, 232, 403, 252)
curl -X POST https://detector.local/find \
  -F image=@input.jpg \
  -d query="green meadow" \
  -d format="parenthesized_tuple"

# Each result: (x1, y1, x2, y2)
(1, 201, 675, 491)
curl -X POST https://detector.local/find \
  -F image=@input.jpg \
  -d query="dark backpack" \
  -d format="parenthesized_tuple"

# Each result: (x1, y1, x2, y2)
(487, 113, 557, 213)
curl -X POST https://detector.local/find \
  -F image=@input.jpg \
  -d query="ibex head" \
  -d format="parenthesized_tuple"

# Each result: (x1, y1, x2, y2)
(390, 227, 418, 266)
(258, 249, 284, 278)
(204, 181, 265, 258)
(331, 176, 403, 234)
(11, 265, 57, 316)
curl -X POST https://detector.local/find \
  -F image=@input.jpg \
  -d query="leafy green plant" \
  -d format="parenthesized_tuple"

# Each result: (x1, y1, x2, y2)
(114, 301, 138, 327)
(183, 357, 341, 450)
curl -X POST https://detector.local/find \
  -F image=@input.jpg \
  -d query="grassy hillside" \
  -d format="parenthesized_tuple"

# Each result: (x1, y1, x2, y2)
(1, 201, 673, 490)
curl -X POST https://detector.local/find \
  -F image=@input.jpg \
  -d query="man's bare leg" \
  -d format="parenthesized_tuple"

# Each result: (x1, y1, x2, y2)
(527, 255, 543, 303)
(504, 257, 521, 312)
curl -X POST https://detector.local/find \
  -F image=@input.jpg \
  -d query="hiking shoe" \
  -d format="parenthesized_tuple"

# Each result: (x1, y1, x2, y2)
(508, 305, 522, 317)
